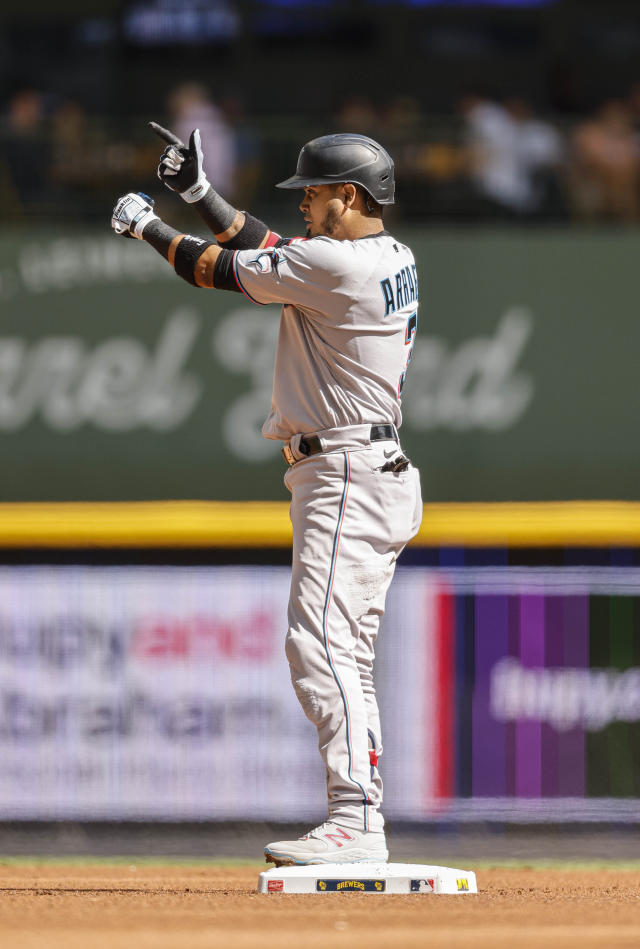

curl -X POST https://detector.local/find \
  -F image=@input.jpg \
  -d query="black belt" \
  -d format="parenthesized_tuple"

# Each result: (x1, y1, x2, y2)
(298, 423, 398, 458)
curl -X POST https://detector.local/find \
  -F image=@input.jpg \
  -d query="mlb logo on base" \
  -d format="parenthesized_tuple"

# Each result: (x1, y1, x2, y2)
(410, 879, 435, 893)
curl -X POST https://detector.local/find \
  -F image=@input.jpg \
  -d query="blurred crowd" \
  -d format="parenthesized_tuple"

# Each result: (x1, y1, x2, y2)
(0, 83, 261, 227)
(4, 80, 640, 227)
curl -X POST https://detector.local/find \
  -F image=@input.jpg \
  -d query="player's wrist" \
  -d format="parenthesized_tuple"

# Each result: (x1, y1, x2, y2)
(130, 205, 158, 238)
(142, 216, 175, 251)
(180, 175, 211, 204)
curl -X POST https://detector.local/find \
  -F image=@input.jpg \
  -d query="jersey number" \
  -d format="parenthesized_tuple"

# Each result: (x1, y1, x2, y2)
(399, 311, 418, 395)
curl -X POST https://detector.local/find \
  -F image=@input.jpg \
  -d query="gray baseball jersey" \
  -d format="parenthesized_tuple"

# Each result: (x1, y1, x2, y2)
(234, 226, 422, 843)
(233, 233, 419, 440)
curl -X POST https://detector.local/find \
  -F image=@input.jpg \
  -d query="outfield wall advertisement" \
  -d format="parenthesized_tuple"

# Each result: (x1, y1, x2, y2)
(2, 228, 640, 502)
(444, 568, 640, 820)
(0, 566, 451, 820)
(1, 565, 640, 821)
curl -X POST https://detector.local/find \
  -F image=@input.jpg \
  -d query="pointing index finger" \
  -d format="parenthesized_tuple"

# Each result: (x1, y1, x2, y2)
(148, 121, 184, 147)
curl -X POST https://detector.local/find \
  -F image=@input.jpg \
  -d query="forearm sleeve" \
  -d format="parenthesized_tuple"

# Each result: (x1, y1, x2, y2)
(143, 219, 216, 288)
(192, 186, 237, 235)
(143, 218, 246, 292)
(193, 187, 279, 250)
(143, 218, 181, 260)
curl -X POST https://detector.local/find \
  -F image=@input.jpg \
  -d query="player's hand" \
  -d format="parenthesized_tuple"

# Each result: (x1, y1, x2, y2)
(111, 191, 158, 239)
(149, 121, 210, 203)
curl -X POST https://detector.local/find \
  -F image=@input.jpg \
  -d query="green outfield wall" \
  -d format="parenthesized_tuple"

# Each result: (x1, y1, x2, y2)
(0, 227, 638, 502)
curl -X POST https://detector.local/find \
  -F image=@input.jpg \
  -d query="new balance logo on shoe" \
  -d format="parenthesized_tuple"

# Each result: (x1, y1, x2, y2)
(323, 827, 355, 847)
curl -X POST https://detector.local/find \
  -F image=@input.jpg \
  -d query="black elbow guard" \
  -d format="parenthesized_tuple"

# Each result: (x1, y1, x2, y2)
(174, 236, 215, 286)
(213, 248, 241, 292)
(222, 212, 269, 250)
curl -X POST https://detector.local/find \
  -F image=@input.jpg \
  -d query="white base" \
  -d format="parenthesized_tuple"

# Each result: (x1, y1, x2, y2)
(258, 862, 477, 894)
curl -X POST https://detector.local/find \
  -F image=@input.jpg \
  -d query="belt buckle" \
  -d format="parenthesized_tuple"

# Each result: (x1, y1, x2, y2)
(282, 442, 296, 466)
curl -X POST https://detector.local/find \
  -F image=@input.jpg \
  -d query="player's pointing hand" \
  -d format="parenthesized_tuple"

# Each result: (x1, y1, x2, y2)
(149, 120, 210, 203)
(149, 121, 184, 148)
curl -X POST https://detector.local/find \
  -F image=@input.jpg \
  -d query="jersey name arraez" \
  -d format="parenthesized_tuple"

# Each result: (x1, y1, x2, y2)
(379, 263, 419, 316)
(233, 234, 419, 440)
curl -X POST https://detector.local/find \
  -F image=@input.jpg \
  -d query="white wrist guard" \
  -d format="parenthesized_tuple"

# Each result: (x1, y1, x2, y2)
(181, 174, 211, 204)
(111, 192, 158, 239)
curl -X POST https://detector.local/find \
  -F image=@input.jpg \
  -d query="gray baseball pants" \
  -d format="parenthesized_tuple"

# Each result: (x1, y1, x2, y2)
(283, 429, 422, 833)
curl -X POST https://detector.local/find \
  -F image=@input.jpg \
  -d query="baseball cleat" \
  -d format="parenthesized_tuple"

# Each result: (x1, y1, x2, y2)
(264, 820, 389, 867)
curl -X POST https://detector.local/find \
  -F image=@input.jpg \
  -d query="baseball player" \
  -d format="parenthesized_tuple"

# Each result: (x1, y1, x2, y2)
(111, 128, 422, 866)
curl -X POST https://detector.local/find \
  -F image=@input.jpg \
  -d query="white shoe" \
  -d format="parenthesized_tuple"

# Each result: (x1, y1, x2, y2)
(264, 820, 388, 867)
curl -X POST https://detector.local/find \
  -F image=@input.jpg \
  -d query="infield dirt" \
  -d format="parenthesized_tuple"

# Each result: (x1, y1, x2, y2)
(0, 864, 638, 948)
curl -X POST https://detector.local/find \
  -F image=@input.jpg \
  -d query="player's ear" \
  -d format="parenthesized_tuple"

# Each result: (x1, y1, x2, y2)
(341, 183, 357, 209)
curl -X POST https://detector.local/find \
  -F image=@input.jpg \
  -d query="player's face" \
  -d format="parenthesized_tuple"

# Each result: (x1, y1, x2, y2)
(299, 185, 343, 238)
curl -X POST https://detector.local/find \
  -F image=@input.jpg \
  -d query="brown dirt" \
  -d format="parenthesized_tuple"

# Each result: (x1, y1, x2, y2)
(0, 864, 638, 949)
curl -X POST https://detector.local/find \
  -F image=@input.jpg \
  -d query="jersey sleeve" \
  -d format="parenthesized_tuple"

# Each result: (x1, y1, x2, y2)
(232, 237, 352, 309)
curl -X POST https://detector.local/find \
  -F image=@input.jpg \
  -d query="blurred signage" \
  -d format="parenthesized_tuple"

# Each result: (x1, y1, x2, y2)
(0, 563, 638, 821)
(0, 566, 449, 820)
(445, 566, 640, 817)
(1, 229, 639, 501)
(491, 658, 640, 732)
(123, 1, 240, 45)
(0, 566, 321, 819)
(399, 1, 555, 6)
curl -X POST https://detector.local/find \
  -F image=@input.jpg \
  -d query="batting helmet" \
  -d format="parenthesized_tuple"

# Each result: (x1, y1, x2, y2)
(276, 133, 395, 205)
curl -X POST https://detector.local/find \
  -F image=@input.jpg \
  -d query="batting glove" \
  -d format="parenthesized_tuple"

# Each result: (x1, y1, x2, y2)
(150, 122, 210, 203)
(111, 191, 158, 239)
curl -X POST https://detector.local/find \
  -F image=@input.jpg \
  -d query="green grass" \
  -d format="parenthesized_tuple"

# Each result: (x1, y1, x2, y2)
(378, 855, 640, 871)
(415, 859, 640, 871)
(0, 856, 263, 867)
(0, 856, 639, 871)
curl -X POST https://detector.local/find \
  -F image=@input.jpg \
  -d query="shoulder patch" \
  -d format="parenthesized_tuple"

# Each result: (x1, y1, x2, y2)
(247, 248, 284, 276)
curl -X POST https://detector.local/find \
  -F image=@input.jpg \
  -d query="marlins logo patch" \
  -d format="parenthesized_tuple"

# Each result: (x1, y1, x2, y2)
(248, 249, 284, 276)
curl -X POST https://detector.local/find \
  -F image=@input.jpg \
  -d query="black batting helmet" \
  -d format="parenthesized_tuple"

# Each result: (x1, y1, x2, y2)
(276, 133, 395, 205)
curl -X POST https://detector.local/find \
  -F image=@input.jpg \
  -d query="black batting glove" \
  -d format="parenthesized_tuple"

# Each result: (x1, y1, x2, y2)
(149, 121, 210, 203)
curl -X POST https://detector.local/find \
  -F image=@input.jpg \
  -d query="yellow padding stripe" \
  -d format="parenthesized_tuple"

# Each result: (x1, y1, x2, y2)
(0, 502, 288, 548)
(418, 501, 640, 547)
(0, 501, 637, 547)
